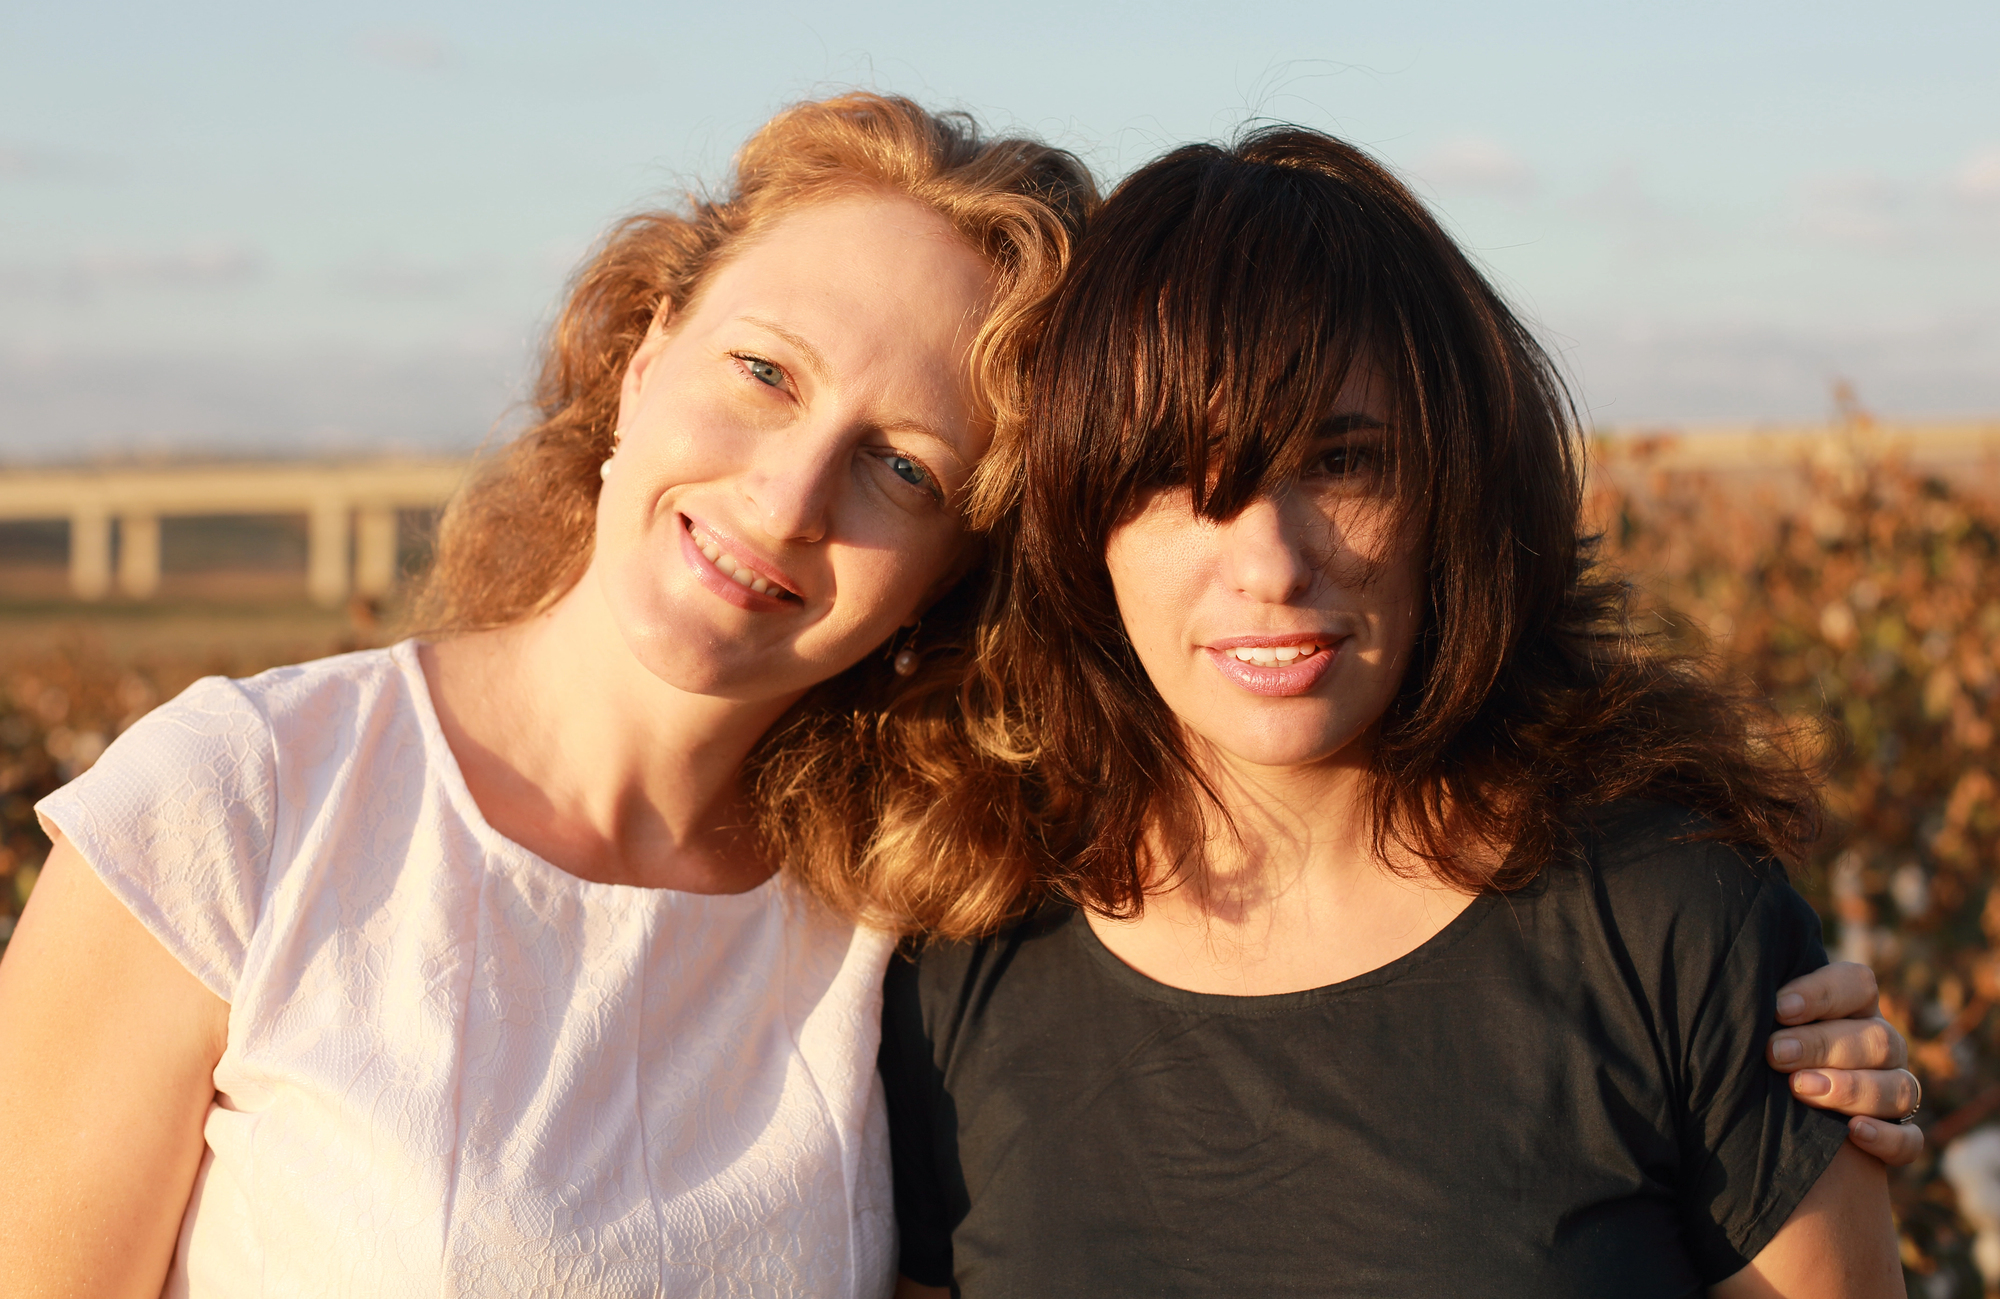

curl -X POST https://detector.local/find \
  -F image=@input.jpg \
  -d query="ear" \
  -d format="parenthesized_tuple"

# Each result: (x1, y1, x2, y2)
(618, 307, 677, 422)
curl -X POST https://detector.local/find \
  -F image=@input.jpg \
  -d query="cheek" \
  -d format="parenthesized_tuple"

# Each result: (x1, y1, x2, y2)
(1104, 520, 1207, 651)
(820, 520, 970, 638)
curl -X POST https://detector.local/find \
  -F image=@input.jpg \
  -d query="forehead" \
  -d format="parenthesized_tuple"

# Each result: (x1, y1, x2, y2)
(694, 193, 993, 339)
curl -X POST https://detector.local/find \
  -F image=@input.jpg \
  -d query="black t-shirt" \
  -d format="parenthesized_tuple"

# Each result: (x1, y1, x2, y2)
(880, 802, 1850, 1298)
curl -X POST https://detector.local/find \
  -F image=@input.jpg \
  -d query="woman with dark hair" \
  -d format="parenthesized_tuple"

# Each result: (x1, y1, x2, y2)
(0, 95, 1906, 1297)
(881, 130, 1910, 1296)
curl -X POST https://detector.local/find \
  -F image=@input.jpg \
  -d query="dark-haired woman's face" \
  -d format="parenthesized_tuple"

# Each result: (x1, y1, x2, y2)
(1103, 365, 1422, 774)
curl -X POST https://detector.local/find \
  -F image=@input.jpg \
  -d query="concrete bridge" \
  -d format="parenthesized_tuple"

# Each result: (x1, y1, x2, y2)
(0, 418, 1994, 605)
(0, 457, 469, 605)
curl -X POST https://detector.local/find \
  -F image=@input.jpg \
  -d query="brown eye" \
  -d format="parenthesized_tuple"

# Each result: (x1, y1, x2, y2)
(1316, 445, 1379, 477)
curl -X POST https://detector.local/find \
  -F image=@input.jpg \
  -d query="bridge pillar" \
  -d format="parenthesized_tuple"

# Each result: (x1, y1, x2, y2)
(117, 513, 161, 598)
(69, 505, 111, 601)
(307, 498, 351, 607)
(354, 505, 398, 598)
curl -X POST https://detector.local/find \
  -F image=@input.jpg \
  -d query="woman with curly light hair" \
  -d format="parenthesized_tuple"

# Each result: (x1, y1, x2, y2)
(0, 94, 1911, 1299)
(0, 93, 1091, 1296)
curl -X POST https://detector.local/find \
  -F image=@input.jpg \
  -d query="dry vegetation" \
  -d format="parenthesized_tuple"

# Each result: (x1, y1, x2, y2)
(1592, 445, 1999, 1290)
(1, 449, 1996, 1285)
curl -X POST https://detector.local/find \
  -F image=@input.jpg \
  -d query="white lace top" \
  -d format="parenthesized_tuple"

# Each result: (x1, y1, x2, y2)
(36, 642, 897, 1298)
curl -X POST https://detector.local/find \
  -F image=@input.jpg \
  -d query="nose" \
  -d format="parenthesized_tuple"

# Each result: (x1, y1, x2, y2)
(1219, 495, 1316, 604)
(741, 428, 841, 545)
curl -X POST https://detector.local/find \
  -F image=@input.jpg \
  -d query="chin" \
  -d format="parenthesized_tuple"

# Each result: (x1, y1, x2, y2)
(1202, 718, 1369, 773)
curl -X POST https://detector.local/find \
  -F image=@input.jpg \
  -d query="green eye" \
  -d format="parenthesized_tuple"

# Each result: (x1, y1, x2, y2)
(885, 455, 930, 488)
(745, 357, 782, 387)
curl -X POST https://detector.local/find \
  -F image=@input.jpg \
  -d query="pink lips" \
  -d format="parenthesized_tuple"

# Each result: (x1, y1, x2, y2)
(678, 516, 801, 612)
(1202, 637, 1341, 697)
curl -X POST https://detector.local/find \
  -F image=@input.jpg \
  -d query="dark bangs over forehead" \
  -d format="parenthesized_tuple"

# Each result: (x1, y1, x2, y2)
(1003, 128, 1590, 904)
(1049, 136, 1414, 523)
(1023, 128, 1578, 539)
(1016, 128, 1583, 669)
(984, 128, 1820, 920)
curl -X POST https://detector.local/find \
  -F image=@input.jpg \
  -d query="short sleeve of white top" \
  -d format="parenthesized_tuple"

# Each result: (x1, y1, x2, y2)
(36, 641, 897, 1299)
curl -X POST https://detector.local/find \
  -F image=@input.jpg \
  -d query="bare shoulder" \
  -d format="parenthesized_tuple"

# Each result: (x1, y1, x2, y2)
(0, 835, 227, 1295)
(1709, 1143, 1904, 1298)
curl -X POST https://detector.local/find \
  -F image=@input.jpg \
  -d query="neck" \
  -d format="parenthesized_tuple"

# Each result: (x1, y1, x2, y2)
(1169, 744, 1382, 923)
(421, 568, 803, 892)
(1087, 738, 1476, 995)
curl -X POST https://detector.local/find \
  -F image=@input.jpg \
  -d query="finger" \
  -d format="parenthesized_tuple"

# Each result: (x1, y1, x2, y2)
(1788, 1067, 1922, 1119)
(1847, 1116, 1925, 1168)
(1767, 1017, 1908, 1071)
(1775, 961, 1880, 1025)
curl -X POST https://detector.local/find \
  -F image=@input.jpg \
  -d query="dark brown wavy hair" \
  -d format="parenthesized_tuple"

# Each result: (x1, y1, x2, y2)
(403, 93, 1096, 926)
(947, 128, 1822, 926)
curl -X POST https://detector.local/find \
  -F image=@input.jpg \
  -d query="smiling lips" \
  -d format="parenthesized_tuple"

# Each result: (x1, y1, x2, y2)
(680, 516, 801, 608)
(1204, 638, 1340, 697)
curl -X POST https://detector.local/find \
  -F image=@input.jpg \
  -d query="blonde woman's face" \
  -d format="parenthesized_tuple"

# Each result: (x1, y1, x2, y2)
(595, 192, 994, 702)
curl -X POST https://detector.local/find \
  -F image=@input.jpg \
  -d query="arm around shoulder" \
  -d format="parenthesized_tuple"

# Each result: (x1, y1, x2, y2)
(0, 835, 229, 1298)
(1709, 1143, 1904, 1298)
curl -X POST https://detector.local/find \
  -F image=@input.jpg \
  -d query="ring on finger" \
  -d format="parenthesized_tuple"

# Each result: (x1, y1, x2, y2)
(1896, 1070, 1923, 1124)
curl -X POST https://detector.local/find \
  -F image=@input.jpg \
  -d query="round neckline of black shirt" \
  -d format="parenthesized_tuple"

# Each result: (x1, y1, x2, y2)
(1062, 887, 1505, 1017)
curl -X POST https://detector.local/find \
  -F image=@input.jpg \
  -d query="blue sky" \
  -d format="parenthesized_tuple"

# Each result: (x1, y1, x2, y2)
(2, 0, 1995, 460)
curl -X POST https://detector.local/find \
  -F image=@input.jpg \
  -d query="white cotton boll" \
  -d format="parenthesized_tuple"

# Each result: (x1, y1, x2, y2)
(1891, 861, 1931, 919)
(1942, 1127, 2000, 1286)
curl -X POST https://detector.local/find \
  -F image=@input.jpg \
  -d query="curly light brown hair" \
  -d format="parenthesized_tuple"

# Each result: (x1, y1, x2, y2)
(406, 92, 1095, 924)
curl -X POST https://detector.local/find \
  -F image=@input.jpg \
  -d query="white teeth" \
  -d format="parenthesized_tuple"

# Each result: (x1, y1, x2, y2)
(1231, 644, 1318, 667)
(689, 522, 785, 597)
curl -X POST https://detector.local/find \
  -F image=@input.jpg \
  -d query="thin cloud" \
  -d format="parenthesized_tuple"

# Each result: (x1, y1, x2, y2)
(357, 29, 450, 72)
(1795, 151, 2000, 252)
(1413, 136, 1537, 200)
(0, 142, 99, 181)
(1570, 165, 1705, 258)
(340, 252, 481, 300)
(1797, 171, 1908, 249)
(0, 244, 264, 299)
(1567, 309, 2000, 425)
(1951, 146, 2000, 204)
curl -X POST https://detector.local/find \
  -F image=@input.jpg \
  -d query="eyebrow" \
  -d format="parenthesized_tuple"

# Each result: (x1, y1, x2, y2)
(1319, 414, 1391, 435)
(741, 316, 830, 383)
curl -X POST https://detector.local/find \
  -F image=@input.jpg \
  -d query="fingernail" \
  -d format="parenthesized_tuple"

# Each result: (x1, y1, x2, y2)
(1855, 1119, 1879, 1140)
(1771, 1036, 1802, 1064)
(1794, 1071, 1831, 1097)
(1777, 993, 1806, 1020)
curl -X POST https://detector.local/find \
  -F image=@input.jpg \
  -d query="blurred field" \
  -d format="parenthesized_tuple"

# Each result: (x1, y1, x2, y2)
(1589, 447, 2000, 1293)
(0, 598, 390, 955)
(2, 446, 1999, 1290)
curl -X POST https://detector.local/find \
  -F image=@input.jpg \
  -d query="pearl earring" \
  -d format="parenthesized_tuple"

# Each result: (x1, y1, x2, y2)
(893, 624, 921, 676)
(600, 432, 621, 481)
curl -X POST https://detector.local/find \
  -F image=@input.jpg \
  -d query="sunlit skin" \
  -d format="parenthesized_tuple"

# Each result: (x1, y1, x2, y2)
(0, 196, 1921, 1299)
(1075, 359, 1902, 1297)
(594, 193, 994, 704)
(0, 190, 1002, 1296)
(1091, 365, 1464, 996)
(424, 192, 995, 893)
